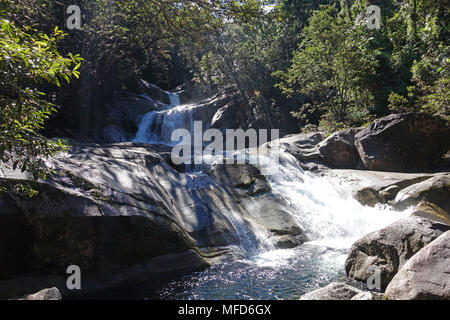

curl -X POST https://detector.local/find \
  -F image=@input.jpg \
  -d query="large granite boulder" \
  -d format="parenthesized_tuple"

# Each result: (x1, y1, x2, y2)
(98, 93, 159, 142)
(355, 113, 450, 172)
(345, 216, 450, 290)
(385, 231, 450, 300)
(0, 144, 210, 298)
(287, 132, 326, 149)
(353, 187, 384, 207)
(242, 193, 307, 248)
(318, 128, 362, 169)
(394, 174, 450, 212)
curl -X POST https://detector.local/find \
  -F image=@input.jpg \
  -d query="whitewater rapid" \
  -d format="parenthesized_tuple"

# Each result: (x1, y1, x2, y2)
(133, 92, 409, 255)
(133, 91, 196, 144)
(127, 91, 411, 299)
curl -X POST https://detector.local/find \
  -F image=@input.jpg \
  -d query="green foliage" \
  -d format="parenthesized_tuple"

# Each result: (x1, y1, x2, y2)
(78, 0, 266, 86)
(0, 17, 82, 182)
(273, 0, 449, 130)
(180, 1, 331, 131)
(275, 4, 377, 126)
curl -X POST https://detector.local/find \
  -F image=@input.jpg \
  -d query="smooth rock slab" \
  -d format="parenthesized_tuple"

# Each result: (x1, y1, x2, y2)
(345, 216, 450, 289)
(385, 231, 450, 300)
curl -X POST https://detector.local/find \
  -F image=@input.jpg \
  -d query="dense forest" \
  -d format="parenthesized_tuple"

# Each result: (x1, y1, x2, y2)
(0, 0, 449, 180)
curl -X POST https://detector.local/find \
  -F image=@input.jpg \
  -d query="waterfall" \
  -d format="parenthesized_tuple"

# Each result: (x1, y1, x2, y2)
(168, 92, 181, 106)
(127, 90, 413, 299)
(132, 91, 408, 255)
(133, 91, 195, 144)
(255, 151, 409, 250)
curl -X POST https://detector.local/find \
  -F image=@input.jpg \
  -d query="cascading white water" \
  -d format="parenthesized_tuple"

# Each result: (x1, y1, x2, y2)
(129, 92, 412, 299)
(133, 92, 409, 254)
(133, 91, 195, 144)
(253, 150, 410, 250)
(152, 150, 412, 300)
(168, 92, 181, 106)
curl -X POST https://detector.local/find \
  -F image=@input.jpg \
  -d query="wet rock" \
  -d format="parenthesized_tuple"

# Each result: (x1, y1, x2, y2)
(242, 193, 307, 248)
(192, 94, 237, 129)
(288, 132, 327, 149)
(99, 93, 158, 142)
(385, 231, 450, 300)
(136, 79, 170, 104)
(206, 163, 271, 195)
(273, 235, 306, 249)
(379, 185, 401, 202)
(210, 98, 240, 131)
(355, 113, 450, 172)
(300, 282, 364, 300)
(345, 216, 450, 290)
(354, 187, 383, 207)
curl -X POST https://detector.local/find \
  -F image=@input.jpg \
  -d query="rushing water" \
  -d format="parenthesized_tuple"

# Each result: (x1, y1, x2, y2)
(148, 167, 408, 300)
(128, 92, 410, 300)
(133, 91, 196, 144)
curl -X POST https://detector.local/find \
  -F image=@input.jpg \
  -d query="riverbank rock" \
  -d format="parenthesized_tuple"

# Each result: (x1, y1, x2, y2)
(355, 113, 450, 172)
(17, 287, 62, 300)
(327, 169, 444, 207)
(318, 128, 362, 169)
(379, 185, 401, 202)
(99, 93, 160, 142)
(411, 202, 450, 225)
(385, 231, 450, 300)
(353, 187, 383, 207)
(191, 93, 237, 130)
(242, 193, 307, 248)
(299, 283, 364, 300)
(345, 216, 450, 290)
(394, 174, 450, 212)
(287, 132, 326, 149)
